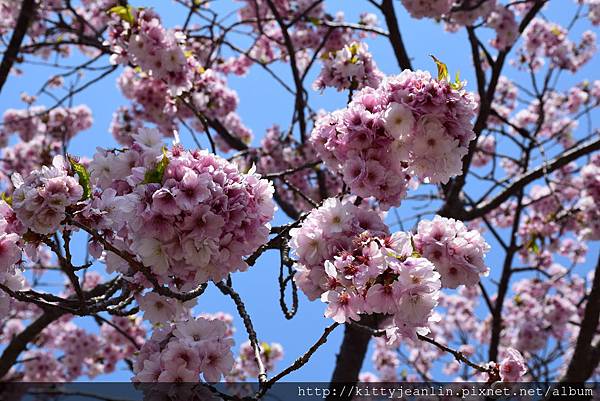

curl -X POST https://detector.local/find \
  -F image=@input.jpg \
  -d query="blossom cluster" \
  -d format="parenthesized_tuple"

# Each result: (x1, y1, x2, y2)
(12, 155, 84, 235)
(3, 105, 92, 142)
(413, 215, 490, 289)
(504, 270, 584, 355)
(401, 1, 518, 50)
(237, 0, 378, 74)
(583, 0, 600, 25)
(114, 63, 251, 151)
(486, 4, 519, 50)
(313, 42, 383, 92)
(290, 199, 440, 341)
(115, 69, 178, 141)
(311, 69, 476, 208)
(400, 0, 453, 19)
(291, 201, 493, 344)
(498, 348, 528, 382)
(107, 7, 195, 95)
(227, 340, 284, 381)
(86, 127, 275, 290)
(290, 198, 389, 300)
(0, 201, 24, 318)
(133, 315, 234, 383)
(14, 314, 146, 381)
(519, 19, 597, 72)
(577, 155, 600, 240)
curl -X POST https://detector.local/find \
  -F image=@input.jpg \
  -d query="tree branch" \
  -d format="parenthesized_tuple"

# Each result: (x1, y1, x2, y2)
(0, 309, 64, 380)
(380, 0, 412, 70)
(460, 137, 600, 221)
(562, 253, 600, 382)
(0, 0, 36, 94)
(327, 315, 380, 400)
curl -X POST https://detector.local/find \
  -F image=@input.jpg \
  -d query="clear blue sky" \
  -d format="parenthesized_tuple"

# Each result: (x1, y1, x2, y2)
(0, 0, 598, 382)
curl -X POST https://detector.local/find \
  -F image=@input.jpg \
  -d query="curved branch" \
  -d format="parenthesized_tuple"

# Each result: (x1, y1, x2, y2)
(0, 309, 64, 380)
(460, 137, 600, 221)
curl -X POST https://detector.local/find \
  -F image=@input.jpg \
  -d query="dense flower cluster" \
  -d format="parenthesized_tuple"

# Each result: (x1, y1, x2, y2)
(401, 1, 517, 51)
(583, 0, 600, 25)
(16, 315, 146, 381)
(486, 4, 519, 50)
(12, 155, 83, 235)
(107, 8, 195, 95)
(313, 42, 383, 92)
(115, 63, 251, 151)
(0, 201, 24, 318)
(413, 215, 490, 289)
(3, 105, 92, 142)
(311, 70, 476, 208)
(444, 0, 495, 30)
(505, 271, 584, 353)
(519, 19, 597, 72)
(0, 136, 59, 195)
(290, 199, 441, 340)
(133, 315, 234, 382)
(86, 128, 275, 289)
(115, 69, 178, 140)
(290, 198, 388, 300)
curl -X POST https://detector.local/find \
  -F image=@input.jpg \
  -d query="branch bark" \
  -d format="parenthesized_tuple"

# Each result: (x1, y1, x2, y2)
(458, 137, 600, 221)
(440, 0, 548, 214)
(0, 309, 64, 380)
(562, 253, 600, 382)
(327, 315, 380, 400)
(0, 0, 36, 95)
(380, 0, 413, 71)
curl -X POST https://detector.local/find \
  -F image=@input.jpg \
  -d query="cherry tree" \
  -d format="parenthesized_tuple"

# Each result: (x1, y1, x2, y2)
(0, 0, 599, 398)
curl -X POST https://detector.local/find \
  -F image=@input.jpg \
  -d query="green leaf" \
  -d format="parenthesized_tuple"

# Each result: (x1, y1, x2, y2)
(430, 54, 449, 82)
(526, 235, 541, 255)
(514, 294, 523, 305)
(143, 147, 170, 184)
(450, 70, 464, 90)
(261, 342, 271, 358)
(68, 156, 92, 201)
(308, 17, 321, 26)
(107, 5, 135, 24)
(1, 192, 12, 206)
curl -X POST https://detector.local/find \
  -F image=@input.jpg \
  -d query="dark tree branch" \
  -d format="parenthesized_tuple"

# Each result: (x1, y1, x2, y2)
(562, 253, 600, 382)
(460, 137, 600, 221)
(327, 315, 381, 400)
(441, 0, 548, 215)
(265, 0, 308, 141)
(0, 309, 64, 380)
(380, 0, 413, 71)
(0, 0, 36, 94)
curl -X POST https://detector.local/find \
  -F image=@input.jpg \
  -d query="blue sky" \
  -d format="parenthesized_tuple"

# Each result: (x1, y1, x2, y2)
(0, 0, 598, 383)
